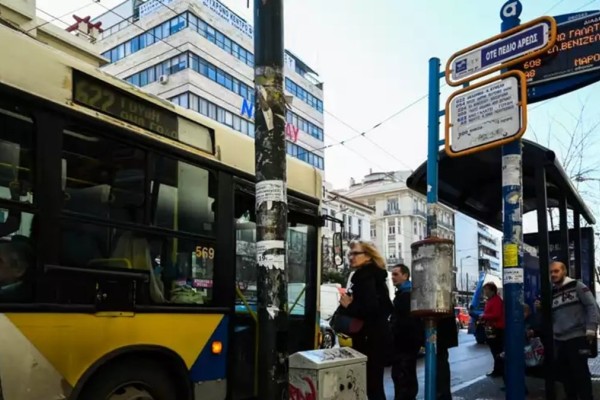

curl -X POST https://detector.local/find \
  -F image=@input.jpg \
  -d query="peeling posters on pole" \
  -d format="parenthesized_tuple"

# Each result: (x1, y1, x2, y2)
(256, 180, 286, 210)
(257, 240, 285, 270)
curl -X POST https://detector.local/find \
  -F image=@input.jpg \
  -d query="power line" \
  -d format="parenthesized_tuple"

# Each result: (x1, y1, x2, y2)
(93, 0, 429, 172)
(316, 94, 429, 152)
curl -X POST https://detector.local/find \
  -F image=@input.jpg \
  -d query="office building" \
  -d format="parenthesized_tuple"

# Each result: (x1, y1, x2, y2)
(339, 171, 456, 270)
(92, 0, 325, 170)
(455, 213, 502, 293)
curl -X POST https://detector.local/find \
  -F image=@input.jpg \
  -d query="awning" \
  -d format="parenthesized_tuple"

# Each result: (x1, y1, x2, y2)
(406, 139, 596, 230)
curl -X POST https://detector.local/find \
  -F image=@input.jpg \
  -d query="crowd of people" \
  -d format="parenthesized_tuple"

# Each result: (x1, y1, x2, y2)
(333, 240, 599, 400)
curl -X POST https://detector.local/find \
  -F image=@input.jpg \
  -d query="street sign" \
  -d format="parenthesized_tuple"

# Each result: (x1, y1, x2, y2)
(513, 11, 600, 103)
(444, 71, 528, 157)
(446, 16, 556, 86)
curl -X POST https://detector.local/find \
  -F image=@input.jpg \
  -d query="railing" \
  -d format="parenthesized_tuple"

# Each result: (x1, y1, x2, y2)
(383, 209, 400, 216)
(413, 208, 427, 218)
(387, 257, 404, 265)
(438, 220, 454, 230)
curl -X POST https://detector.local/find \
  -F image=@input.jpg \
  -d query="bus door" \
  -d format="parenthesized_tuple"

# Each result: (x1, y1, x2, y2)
(230, 181, 319, 399)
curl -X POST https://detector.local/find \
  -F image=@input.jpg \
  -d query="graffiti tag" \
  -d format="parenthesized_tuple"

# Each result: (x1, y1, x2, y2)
(289, 376, 316, 400)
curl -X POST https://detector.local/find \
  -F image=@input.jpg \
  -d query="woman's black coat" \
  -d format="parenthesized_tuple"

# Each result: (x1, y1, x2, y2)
(343, 262, 394, 364)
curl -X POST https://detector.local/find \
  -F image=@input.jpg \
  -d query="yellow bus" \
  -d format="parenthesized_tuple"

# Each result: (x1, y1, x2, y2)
(0, 19, 329, 400)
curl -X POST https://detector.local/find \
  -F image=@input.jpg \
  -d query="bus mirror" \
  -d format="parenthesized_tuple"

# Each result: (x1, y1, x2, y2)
(333, 232, 343, 267)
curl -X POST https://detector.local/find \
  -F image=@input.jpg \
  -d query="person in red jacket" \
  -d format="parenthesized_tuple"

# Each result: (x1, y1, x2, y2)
(479, 282, 505, 377)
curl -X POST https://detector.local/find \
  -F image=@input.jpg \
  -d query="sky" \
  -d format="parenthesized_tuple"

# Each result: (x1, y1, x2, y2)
(36, 0, 600, 235)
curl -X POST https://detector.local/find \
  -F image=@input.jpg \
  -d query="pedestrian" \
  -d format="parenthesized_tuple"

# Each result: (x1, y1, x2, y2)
(550, 260, 598, 400)
(479, 282, 505, 377)
(338, 240, 393, 400)
(436, 311, 459, 400)
(390, 264, 424, 400)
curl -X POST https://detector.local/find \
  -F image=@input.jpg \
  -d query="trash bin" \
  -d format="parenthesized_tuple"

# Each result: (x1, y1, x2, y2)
(289, 347, 367, 399)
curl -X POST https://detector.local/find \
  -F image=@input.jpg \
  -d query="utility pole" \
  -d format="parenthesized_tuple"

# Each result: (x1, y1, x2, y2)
(500, 1, 526, 398)
(253, 1, 288, 399)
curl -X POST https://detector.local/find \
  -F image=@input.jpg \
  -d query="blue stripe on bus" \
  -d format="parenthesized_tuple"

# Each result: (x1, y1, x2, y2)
(189, 315, 229, 382)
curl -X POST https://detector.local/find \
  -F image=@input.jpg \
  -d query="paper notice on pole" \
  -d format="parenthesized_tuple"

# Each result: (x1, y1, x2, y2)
(503, 244, 519, 267)
(256, 240, 285, 270)
(504, 268, 524, 284)
(256, 180, 286, 208)
(502, 154, 521, 187)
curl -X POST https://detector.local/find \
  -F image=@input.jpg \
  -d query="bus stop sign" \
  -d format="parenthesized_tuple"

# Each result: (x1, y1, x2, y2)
(444, 71, 528, 157)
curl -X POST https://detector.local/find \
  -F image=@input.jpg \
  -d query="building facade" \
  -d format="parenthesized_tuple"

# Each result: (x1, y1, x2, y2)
(321, 183, 374, 270)
(454, 213, 502, 293)
(339, 171, 456, 270)
(92, 0, 325, 170)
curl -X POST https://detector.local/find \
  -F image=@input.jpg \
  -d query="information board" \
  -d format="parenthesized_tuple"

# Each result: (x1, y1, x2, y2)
(445, 71, 527, 156)
(517, 11, 600, 85)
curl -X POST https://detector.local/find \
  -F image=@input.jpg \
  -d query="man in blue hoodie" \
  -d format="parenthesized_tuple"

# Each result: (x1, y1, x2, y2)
(390, 264, 424, 400)
(551, 260, 599, 400)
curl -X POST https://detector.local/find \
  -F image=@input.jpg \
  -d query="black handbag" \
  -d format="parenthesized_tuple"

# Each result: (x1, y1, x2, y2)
(330, 308, 364, 336)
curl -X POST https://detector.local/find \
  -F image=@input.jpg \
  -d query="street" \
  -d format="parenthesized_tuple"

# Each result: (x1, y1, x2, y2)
(384, 329, 492, 399)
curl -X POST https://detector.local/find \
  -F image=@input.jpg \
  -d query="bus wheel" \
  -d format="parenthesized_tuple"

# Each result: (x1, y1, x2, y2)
(78, 358, 179, 400)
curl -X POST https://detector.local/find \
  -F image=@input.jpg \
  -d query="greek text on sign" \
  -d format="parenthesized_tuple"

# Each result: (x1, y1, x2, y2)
(447, 74, 524, 154)
(452, 22, 550, 82)
(504, 268, 524, 284)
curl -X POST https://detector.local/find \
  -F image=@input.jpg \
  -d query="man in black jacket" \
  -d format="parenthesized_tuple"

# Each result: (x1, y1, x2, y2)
(390, 264, 424, 400)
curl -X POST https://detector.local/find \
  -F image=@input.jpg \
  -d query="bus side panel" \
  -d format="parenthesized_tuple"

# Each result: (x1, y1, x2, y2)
(0, 313, 69, 400)
(2, 313, 224, 393)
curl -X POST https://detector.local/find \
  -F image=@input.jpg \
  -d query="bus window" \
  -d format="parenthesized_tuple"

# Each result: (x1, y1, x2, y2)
(62, 129, 146, 224)
(58, 223, 216, 305)
(0, 106, 34, 204)
(151, 156, 216, 235)
(0, 210, 35, 303)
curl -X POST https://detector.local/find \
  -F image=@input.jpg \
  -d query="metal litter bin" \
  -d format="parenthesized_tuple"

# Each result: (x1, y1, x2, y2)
(289, 347, 367, 399)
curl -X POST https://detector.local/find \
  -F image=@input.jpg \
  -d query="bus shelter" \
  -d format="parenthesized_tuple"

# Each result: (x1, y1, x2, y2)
(406, 139, 596, 398)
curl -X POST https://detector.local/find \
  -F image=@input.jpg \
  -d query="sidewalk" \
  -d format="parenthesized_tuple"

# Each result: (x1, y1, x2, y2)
(451, 355, 600, 399)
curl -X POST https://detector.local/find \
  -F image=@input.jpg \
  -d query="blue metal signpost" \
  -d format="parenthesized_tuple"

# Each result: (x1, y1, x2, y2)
(500, 1, 526, 398)
(423, 56, 444, 400)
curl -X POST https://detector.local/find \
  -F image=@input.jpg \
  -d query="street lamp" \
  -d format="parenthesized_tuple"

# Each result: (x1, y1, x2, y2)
(460, 255, 473, 292)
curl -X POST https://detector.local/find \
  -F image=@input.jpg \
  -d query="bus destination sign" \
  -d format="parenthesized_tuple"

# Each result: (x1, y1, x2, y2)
(517, 11, 600, 85)
(72, 71, 179, 140)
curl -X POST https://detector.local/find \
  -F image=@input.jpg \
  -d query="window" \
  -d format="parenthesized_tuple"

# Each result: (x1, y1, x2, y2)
(388, 225, 395, 235)
(235, 191, 313, 316)
(0, 107, 34, 204)
(370, 223, 376, 238)
(285, 78, 323, 113)
(414, 221, 418, 235)
(58, 223, 216, 305)
(387, 198, 398, 211)
(151, 156, 216, 235)
(62, 129, 146, 225)
(358, 219, 362, 238)
(0, 205, 35, 303)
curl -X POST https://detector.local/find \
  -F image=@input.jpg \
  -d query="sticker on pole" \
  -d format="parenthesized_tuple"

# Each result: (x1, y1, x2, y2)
(444, 70, 528, 157)
(446, 16, 556, 86)
(256, 180, 286, 208)
(504, 268, 524, 284)
(256, 240, 285, 270)
(503, 243, 519, 267)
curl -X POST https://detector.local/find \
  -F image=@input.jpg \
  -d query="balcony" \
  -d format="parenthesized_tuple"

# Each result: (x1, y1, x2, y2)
(342, 231, 361, 241)
(383, 209, 401, 216)
(413, 208, 427, 218)
(438, 220, 454, 230)
(387, 234, 397, 242)
(386, 257, 404, 266)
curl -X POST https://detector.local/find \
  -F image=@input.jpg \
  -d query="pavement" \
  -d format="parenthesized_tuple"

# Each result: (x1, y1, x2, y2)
(383, 330, 600, 399)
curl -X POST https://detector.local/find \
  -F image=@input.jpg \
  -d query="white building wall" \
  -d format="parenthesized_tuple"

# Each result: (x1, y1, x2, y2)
(93, 0, 325, 168)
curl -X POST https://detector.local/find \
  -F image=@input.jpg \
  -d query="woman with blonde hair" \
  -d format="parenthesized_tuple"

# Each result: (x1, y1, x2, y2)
(338, 240, 393, 399)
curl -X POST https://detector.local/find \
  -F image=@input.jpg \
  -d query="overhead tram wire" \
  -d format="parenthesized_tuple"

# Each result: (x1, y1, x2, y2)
(104, 0, 445, 155)
(34, 8, 78, 29)
(95, 0, 430, 180)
